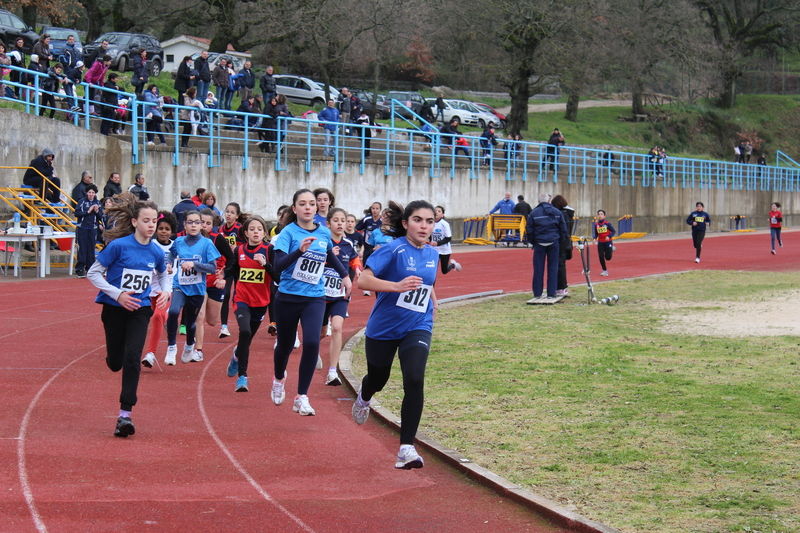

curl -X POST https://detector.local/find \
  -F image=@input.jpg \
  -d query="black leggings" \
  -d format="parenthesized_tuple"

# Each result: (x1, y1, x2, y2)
(361, 330, 431, 445)
(234, 303, 266, 377)
(40, 93, 56, 118)
(101, 304, 154, 411)
(692, 232, 705, 259)
(439, 254, 456, 275)
(220, 277, 235, 326)
(597, 241, 613, 271)
(273, 292, 326, 395)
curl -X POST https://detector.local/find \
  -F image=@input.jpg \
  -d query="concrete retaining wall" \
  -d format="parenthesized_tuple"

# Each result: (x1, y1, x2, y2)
(2, 108, 795, 238)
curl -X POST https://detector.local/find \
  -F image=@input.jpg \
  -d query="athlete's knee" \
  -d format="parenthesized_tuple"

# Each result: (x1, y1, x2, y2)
(106, 356, 123, 372)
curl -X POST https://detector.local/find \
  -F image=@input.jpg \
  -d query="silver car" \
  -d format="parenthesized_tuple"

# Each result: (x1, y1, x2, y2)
(273, 75, 340, 109)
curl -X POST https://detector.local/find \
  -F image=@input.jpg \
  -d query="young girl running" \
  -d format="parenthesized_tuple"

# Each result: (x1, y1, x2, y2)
(271, 189, 352, 416)
(769, 202, 783, 254)
(356, 202, 382, 296)
(142, 211, 177, 368)
(313, 187, 334, 225)
(351, 200, 439, 469)
(218, 202, 246, 338)
(87, 195, 170, 437)
(192, 209, 235, 360)
(164, 211, 221, 365)
(430, 205, 461, 275)
(593, 209, 616, 276)
(225, 216, 277, 392)
(367, 208, 395, 251)
(322, 208, 363, 386)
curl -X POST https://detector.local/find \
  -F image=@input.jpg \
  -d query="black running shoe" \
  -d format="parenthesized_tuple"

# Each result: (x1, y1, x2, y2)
(114, 416, 135, 438)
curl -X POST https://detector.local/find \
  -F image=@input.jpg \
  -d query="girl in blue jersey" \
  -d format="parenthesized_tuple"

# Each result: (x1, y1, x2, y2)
(351, 200, 439, 470)
(87, 194, 171, 437)
(366, 208, 395, 251)
(356, 202, 382, 296)
(164, 211, 221, 365)
(322, 208, 363, 386)
(313, 187, 334, 226)
(271, 189, 352, 416)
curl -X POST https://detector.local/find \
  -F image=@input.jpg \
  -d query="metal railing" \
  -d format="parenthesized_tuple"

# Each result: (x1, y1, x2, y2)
(2, 63, 799, 191)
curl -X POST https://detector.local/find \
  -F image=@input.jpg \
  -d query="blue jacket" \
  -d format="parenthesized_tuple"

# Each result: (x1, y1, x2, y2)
(144, 90, 163, 118)
(76, 197, 102, 229)
(526, 202, 567, 246)
(490, 197, 515, 215)
(318, 106, 341, 132)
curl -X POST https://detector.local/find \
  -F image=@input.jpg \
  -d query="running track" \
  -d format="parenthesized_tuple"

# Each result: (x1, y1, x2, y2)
(0, 230, 795, 533)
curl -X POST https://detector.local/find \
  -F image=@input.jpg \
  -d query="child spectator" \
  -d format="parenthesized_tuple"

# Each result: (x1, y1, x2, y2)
(75, 184, 102, 278)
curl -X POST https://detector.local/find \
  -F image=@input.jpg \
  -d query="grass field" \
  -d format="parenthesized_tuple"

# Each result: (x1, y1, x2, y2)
(350, 271, 800, 533)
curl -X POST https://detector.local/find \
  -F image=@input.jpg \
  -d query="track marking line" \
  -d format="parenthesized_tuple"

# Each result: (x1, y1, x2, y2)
(197, 350, 316, 533)
(0, 314, 89, 341)
(17, 346, 104, 533)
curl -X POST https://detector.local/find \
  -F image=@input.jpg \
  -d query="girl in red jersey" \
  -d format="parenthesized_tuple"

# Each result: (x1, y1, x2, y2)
(218, 202, 246, 338)
(592, 209, 616, 276)
(322, 208, 363, 385)
(225, 215, 277, 392)
(192, 209, 235, 360)
(769, 202, 783, 254)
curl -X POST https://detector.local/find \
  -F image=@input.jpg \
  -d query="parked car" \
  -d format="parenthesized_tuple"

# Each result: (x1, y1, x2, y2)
(384, 91, 425, 118)
(449, 100, 501, 129)
(273, 74, 339, 109)
(83, 32, 163, 76)
(473, 103, 507, 129)
(40, 26, 83, 63)
(351, 89, 390, 119)
(189, 51, 242, 73)
(425, 98, 493, 128)
(0, 9, 38, 54)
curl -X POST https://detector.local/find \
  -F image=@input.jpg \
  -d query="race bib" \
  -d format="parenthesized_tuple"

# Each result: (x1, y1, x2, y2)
(178, 259, 201, 285)
(239, 267, 265, 284)
(771, 217, 778, 224)
(596, 225, 608, 234)
(396, 284, 433, 313)
(695, 216, 705, 223)
(291, 250, 325, 285)
(323, 267, 346, 298)
(225, 234, 237, 248)
(120, 268, 152, 293)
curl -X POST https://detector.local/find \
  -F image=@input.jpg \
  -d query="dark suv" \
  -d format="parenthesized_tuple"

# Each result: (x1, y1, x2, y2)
(0, 9, 39, 54)
(83, 32, 163, 76)
(384, 91, 425, 119)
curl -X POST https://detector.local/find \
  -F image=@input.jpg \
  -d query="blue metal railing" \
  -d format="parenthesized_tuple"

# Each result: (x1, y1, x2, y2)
(2, 63, 799, 192)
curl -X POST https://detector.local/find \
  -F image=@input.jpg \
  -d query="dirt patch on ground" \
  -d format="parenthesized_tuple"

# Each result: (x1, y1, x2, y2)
(652, 291, 800, 337)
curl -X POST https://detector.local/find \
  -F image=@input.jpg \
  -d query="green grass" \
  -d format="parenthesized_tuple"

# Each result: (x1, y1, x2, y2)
(350, 271, 800, 533)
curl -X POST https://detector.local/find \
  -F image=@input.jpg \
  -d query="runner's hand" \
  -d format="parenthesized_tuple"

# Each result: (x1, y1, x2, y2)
(117, 291, 142, 311)
(395, 276, 422, 293)
(299, 237, 317, 253)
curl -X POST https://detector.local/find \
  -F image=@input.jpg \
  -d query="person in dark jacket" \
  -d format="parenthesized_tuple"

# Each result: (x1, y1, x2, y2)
(543, 128, 565, 172)
(23, 148, 61, 203)
(211, 58, 230, 110)
(100, 72, 120, 136)
(259, 95, 279, 151)
(65, 60, 85, 112)
(237, 60, 255, 102)
(513, 195, 532, 217)
(174, 56, 194, 100)
(237, 95, 261, 128)
(103, 172, 123, 198)
(439, 118, 460, 147)
(480, 125, 498, 166)
(32, 34, 54, 70)
(131, 48, 149, 97)
(71, 171, 94, 206)
(84, 39, 108, 70)
(74, 183, 102, 277)
(127, 173, 150, 200)
(435, 94, 445, 122)
(39, 63, 65, 118)
(526, 192, 567, 298)
(259, 65, 276, 102)
(194, 51, 212, 102)
(551, 195, 575, 295)
(686, 201, 711, 263)
(172, 190, 199, 233)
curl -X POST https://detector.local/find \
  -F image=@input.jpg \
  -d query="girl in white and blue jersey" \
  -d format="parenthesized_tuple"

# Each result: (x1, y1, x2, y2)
(351, 200, 439, 470)
(430, 205, 462, 275)
(271, 189, 352, 416)
(87, 195, 170, 438)
(164, 210, 221, 366)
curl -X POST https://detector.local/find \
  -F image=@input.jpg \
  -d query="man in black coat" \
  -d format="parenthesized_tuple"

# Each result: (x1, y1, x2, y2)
(71, 171, 94, 207)
(194, 51, 212, 103)
(103, 172, 123, 198)
(172, 190, 199, 234)
(513, 195, 532, 217)
(526, 192, 567, 298)
(23, 148, 61, 203)
(259, 65, 276, 102)
(238, 60, 256, 102)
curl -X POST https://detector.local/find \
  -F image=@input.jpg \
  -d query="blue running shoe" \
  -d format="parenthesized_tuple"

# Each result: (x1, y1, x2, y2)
(227, 347, 238, 377)
(235, 375, 248, 392)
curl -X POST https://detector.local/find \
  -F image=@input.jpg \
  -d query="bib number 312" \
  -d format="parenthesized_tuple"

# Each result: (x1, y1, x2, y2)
(396, 284, 432, 313)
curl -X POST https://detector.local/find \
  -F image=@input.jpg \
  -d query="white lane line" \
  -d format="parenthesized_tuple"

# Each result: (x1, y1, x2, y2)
(17, 346, 103, 533)
(0, 314, 89, 341)
(197, 351, 316, 533)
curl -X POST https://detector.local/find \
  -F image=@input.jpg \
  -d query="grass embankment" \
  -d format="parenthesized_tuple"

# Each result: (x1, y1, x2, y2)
(350, 271, 800, 533)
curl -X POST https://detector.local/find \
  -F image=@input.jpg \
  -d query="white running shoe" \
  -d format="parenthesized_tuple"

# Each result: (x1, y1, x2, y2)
(165, 345, 177, 366)
(450, 260, 462, 272)
(181, 343, 195, 363)
(294, 332, 301, 349)
(326, 369, 341, 386)
(293, 394, 316, 416)
(600, 270, 609, 276)
(274, 339, 278, 349)
(395, 445, 424, 470)
(271, 374, 286, 405)
(191, 349, 203, 362)
(363, 290, 371, 296)
(316, 355, 323, 370)
(352, 396, 370, 425)
(142, 352, 156, 368)
(219, 324, 231, 338)
(326, 323, 332, 336)
(612, 245, 617, 252)
(695, 258, 700, 263)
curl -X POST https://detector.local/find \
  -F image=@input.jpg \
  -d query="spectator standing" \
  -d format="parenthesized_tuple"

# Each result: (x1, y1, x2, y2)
(488, 191, 515, 215)
(32, 34, 54, 70)
(131, 48, 148, 98)
(174, 56, 195, 101)
(551, 195, 575, 295)
(339, 87, 352, 134)
(355, 109, 374, 158)
(143, 84, 167, 145)
(435, 94, 445, 122)
(513, 195, 532, 217)
(59, 35, 79, 69)
(103, 172, 123, 198)
(769, 202, 783, 254)
(259, 65, 277, 102)
(194, 51, 211, 102)
(237, 60, 255, 102)
(179, 87, 204, 148)
(273, 94, 290, 149)
(84, 55, 111, 111)
(100, 72, 121, 136)
(85, 39, 109, 69)
(74, 184, 102, 278)
(480, 125, 498, 166)
(260, 95, 279, 152)
(543, 128, 565, 172)
(71, 171, 94, 206)
(318, 98, 340, 157)
(23, 148, 61, 203)
(127, 173, 150, 201)
(64, 60, 84, 113)
(526, 192, 566, 299)
(744, 141, 753, 164)
(201, 192, 221, 216)
(223, 60, 237, 111)
(8, 37, 26, 99)
(757, 152, 767, 178)
(40, 62, 66, 119)
(439, 117, 461, 149)
(211, 58, 230, 110)
(172, 190, 200, 233)
(686, 201, 710, 263)
(191, 188, 207, 206)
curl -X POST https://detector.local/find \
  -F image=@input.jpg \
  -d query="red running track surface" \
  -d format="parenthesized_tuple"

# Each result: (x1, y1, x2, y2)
(0, 229, 795, 533)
